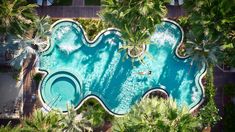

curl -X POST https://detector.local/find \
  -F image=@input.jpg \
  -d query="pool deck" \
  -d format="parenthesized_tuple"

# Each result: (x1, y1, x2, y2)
(36, 1, 185, 18)
(212, 67, 235, 132)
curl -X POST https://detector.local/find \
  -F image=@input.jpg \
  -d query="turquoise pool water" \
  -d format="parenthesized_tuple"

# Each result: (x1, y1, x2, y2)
(39, 20, 205, 114)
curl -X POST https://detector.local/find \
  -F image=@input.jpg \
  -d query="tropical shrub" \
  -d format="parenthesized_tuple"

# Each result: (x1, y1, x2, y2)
(79, 98, 114, 128)
(21, 110, 63, 131)
(19, 107, 92, 131)
(0, 0, 38, 37)
(75, 18, 107, 40)
(0, 123, 20, 132)
(113, 98, 201, 132)
(198, 65, 221, 127)
(60, 105, 92, 132)
(185, 31, 221, 68)
(100, 0, 169, 58)
(184, 0, 235, 66)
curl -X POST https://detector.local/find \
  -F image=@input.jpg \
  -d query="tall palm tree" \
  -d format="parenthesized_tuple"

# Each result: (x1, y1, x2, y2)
(184, 0, 235, 67)
(100, 0, 169, 58)
(9, 16, 51, 69)
(60, 105, 93, 132)
(21, 110, 63, 131)
(0, 0, 38, 38)
(25, 15, 51, 51)
(112, 98, 201, 132)
(185, 31, 221, 68)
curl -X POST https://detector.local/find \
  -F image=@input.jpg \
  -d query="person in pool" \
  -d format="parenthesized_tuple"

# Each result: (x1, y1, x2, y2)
(138, 71, 152, 75)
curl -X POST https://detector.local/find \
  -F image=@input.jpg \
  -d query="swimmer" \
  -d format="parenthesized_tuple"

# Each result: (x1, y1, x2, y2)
(138, 71, 152, 75)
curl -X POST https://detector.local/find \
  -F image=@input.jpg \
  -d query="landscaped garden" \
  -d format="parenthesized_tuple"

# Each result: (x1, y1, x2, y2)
(0, 0, 235, 131)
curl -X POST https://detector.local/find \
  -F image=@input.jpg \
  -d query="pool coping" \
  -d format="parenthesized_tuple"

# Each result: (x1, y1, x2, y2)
(37, 18, 206, 116)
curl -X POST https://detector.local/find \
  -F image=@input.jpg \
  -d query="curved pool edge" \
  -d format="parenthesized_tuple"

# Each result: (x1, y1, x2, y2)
(41, 18, 121, 55)
(37, 18, 207, 116)
(163, 18, 206, 113)
(36, 68, 83, 113)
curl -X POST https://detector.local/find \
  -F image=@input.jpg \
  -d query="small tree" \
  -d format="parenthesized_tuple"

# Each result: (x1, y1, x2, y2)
(60, 105, 93, 132)
(198, 64, 221, 128)
(0, 0, 38, 38)
(185, 31, 221, 69)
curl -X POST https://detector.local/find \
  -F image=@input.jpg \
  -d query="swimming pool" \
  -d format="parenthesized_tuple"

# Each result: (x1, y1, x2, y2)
(39, 19, 206, 115)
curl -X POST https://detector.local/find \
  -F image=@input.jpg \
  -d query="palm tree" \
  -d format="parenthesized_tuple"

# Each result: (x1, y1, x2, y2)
(25, 15, 51, 51)
(185, 31, 221, 69)
(21, 110, 63, 131)
(184, 0, 235, 67)
(0, 0, 38, 39)
(112, 98, 201, 132)
(60, 104, 93, 132)
(9, 16, 51, 69)
(100, 0, 169, 59)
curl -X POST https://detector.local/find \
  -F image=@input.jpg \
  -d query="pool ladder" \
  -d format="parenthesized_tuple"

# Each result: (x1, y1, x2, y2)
(48, 94, 62, 108)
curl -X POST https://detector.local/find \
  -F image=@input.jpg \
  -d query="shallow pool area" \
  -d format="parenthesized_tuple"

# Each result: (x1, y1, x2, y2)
(39, 19, 206, 115)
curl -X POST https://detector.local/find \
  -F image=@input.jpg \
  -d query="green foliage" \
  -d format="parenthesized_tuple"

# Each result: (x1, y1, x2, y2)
(198, 65, 221, 127)
(113, 98, 201, 132)
(100, 0, 169, 50)
(19, 107, 92, 132)
(0, 0, 38, 37)
(184, 0, 235, 66)
(0, 123, 20, 132)
(185, 31, 221, 67)
(33, 16, 51, 41)
(80, 99, 114, 128)
(224, 103, 235, 132)
(33, 73, 42, 85)
(75, 18, 107, 40)
(60, 105, 92, 132)
(221, 48, 235, 67)
(177, 16, 190, 45)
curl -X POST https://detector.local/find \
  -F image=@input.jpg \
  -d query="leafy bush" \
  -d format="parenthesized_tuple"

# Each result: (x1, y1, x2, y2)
(74, 18, 107, 40)
(177, 16, 190, 32)
(33, 73, 42, 85)
(198, 65, 221, 127)
(79, 98, 114, 128)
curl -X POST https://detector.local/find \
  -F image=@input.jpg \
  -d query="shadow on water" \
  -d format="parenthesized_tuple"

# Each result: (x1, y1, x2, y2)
(157, 44, 200, 106)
